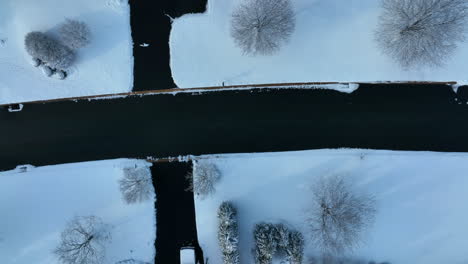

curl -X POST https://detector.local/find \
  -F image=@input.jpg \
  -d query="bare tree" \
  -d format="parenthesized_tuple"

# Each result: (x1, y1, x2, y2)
(307, 175, 376, 254)
(119, 166, 154, 204)
(54, 216, 111, 264)
(375, 0, 468, 68)
(185, 161, 221, 199)
(230, 0, 295, 55)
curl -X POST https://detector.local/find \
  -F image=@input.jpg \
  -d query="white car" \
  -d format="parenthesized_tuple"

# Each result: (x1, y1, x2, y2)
(180, 247, 197, 264)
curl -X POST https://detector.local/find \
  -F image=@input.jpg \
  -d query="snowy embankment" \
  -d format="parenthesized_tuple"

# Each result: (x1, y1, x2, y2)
(0, 0, 133, 105)
(0, 159, 156, 264)
(169, 0, 468, 88)
(194, 149, 468, 264)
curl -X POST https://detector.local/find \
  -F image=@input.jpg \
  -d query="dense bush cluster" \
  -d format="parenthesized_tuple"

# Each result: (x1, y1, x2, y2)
(253, 222, 304, 264)
(24, 19, 90, 78)
(217, 202, 240, 264)
(24, 31, 75, 70)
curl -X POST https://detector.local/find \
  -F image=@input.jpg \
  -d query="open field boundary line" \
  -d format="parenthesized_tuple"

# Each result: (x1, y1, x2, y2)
(0, 81, 459, 107)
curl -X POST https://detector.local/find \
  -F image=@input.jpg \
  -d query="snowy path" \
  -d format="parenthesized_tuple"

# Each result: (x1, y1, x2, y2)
(194, 149, 468, 264)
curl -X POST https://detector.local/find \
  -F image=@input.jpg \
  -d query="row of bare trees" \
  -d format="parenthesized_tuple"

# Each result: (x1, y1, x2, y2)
(54, 165, 154, 264)
(187, 159, 378, 262)
(230, 0, 468, 68)
(55, 162, 376, 263)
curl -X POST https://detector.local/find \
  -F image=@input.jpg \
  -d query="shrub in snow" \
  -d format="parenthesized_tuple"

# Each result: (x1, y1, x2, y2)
(253, 222, 304, 264)
(307, 175, 376, 254)
(31, 57, 41, 67)
(41, 65, 53, 77)
(119, 166, 154, 204)
(59, 19, 91, 50)
(231, 0, 295, 55)
(274, 223, 290, 250)
(24, 31, 75, 70)
(54, 215, 111, 264)
(186, 161, 221, 199)
(53, 70, 67, 80)
(286, 230, 304, 264)
(375, 0, 468, 68)
(217, 202, 240, 264)
(253, 223, 278, 264)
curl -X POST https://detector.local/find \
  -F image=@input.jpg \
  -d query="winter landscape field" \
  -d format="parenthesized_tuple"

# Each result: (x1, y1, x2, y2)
(192, 149, 468, 264)
(0, 0, 132, 105)
(2, 0, 468, 263)
(0, 159, 155, 264)
(170, 0, 468, 87)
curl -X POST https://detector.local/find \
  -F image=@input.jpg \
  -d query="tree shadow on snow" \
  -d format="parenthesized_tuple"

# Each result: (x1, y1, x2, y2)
(308, 255, 390, 264)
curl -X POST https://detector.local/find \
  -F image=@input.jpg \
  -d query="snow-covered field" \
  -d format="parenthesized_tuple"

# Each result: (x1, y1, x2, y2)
(194, 149, 468, 264)
(0, 159, 155, 264)
(0, 0, 133, 105)
(170, 0, 468, 88)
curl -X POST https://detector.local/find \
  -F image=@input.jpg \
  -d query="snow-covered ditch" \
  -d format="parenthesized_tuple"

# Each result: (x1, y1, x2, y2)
(193, 149, 468, 264)
(0, 159, 156, 264)
(0, 0, 133, 105)
(170, 0, 468, 88)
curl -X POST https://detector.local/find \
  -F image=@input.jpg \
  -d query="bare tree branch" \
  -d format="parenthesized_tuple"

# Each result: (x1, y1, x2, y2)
(185, 161, 221, 199)
(54, 216, 111, 264)
(230, 0, 296, 55)
(307, 175, 376, 254)
(375, 0, 468, 68)
(119, 166, 154, 204)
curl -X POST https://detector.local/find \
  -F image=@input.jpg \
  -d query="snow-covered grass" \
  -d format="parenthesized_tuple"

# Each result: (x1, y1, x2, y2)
(0, 0, 133, 105)
(170, 0, 468, 88)
(193, 149, 468, 264)
(0, 159, 156, 264)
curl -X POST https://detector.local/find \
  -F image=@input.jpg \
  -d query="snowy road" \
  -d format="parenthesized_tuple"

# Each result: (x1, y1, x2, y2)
(1, 83, 468, 171)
